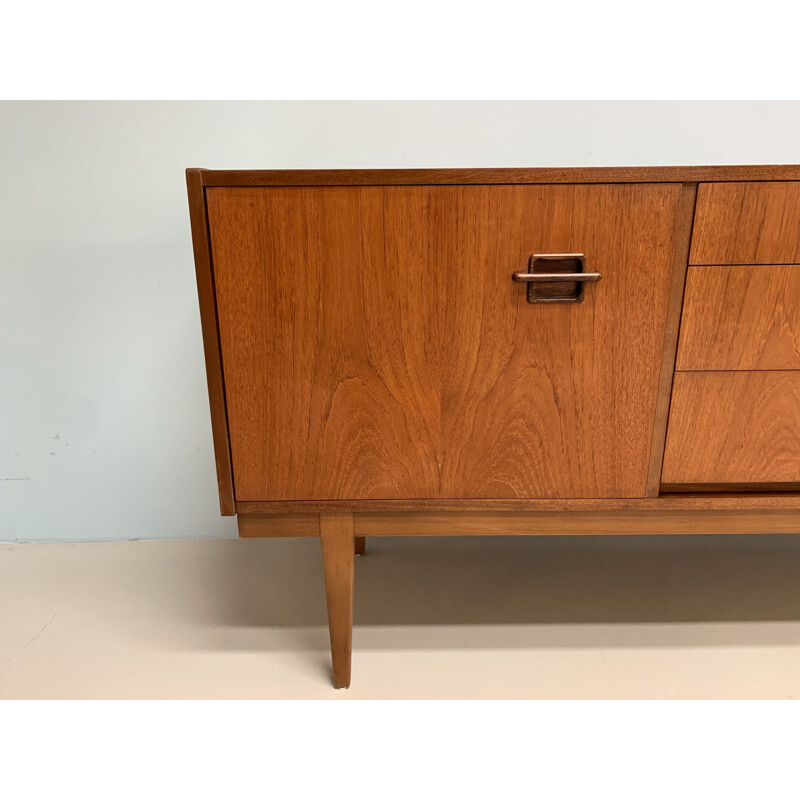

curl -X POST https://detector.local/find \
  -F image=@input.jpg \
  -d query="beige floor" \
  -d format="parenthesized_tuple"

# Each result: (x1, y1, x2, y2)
(2, 534, 800, 699)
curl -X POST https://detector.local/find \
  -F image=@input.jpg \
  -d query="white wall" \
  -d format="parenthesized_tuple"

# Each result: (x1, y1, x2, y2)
(2, 101, 799, 542)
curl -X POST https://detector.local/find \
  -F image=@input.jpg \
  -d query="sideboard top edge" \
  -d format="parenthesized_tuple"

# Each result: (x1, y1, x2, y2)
(189, 165, 800, 187)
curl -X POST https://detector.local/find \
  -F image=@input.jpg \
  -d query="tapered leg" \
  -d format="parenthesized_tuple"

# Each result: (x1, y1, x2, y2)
(319, 513, 355, 688)
(355, 536, 366, 556)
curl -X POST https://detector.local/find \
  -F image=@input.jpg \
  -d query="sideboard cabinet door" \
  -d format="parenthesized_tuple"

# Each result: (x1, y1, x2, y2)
(207, 184, 683, 501)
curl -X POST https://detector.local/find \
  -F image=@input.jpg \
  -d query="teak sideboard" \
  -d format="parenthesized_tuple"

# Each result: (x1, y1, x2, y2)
(187, 166, 800, 688)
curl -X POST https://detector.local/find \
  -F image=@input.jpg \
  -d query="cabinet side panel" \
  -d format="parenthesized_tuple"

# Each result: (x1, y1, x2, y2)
(186, 169, 235, 515)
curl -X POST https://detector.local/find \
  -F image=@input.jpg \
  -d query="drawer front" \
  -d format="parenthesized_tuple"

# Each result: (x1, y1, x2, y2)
(662, 371, 800, 487)
(207, 183, 683, 501)
(676, 265, 800, 370)
(690, 182, 800, 265)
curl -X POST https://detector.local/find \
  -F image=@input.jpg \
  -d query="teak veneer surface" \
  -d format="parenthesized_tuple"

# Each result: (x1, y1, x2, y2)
(236, 510, 800, 537)
(354, 510, 800, 536)
(645, 183, 697, 495)
(207, 183, 682, 502)
(662, 371, 800, 486)
(193, 165, 800, 186)
(676, 265, 800, 370)
(235, 495, 800, 514)
(186, 170, 235, 514)
(691, 182, 800, 265)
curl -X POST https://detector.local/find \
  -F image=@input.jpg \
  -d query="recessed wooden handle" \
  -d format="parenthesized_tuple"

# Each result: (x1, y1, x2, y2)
(513, 253, 601, 303)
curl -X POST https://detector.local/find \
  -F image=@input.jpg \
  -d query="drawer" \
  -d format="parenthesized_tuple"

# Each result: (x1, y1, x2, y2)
(662, 371, 800, 488)
(690, 182, 800, 265)
(676, 265, 800, 370)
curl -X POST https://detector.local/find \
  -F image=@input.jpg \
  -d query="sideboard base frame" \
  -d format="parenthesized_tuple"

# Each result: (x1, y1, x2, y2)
(239, 508, 800, 688)
(239, 509, 800, 538)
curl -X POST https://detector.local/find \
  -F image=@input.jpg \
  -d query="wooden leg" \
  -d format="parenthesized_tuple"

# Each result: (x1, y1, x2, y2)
(355, 536, 366, 556)
(319, 513, 355, 689)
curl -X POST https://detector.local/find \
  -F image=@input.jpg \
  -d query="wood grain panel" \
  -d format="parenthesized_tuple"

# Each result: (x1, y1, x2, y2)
(662, 372, 800, 486)
(440, 183, 682, 498)
(356, 510, 800, 536)
(676, 265, 800, 370)
(208, 187, 442, 501)
(186, 169, 235, 514)
(237, 514, 319, 537)
(646, 183, 697, 494)
(237, 495, 800, 513)
(196, 165, 800, 188)
(235, 509, 800, 537)
(691, 182, 800, 265)
(209, 184, 681, 501)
